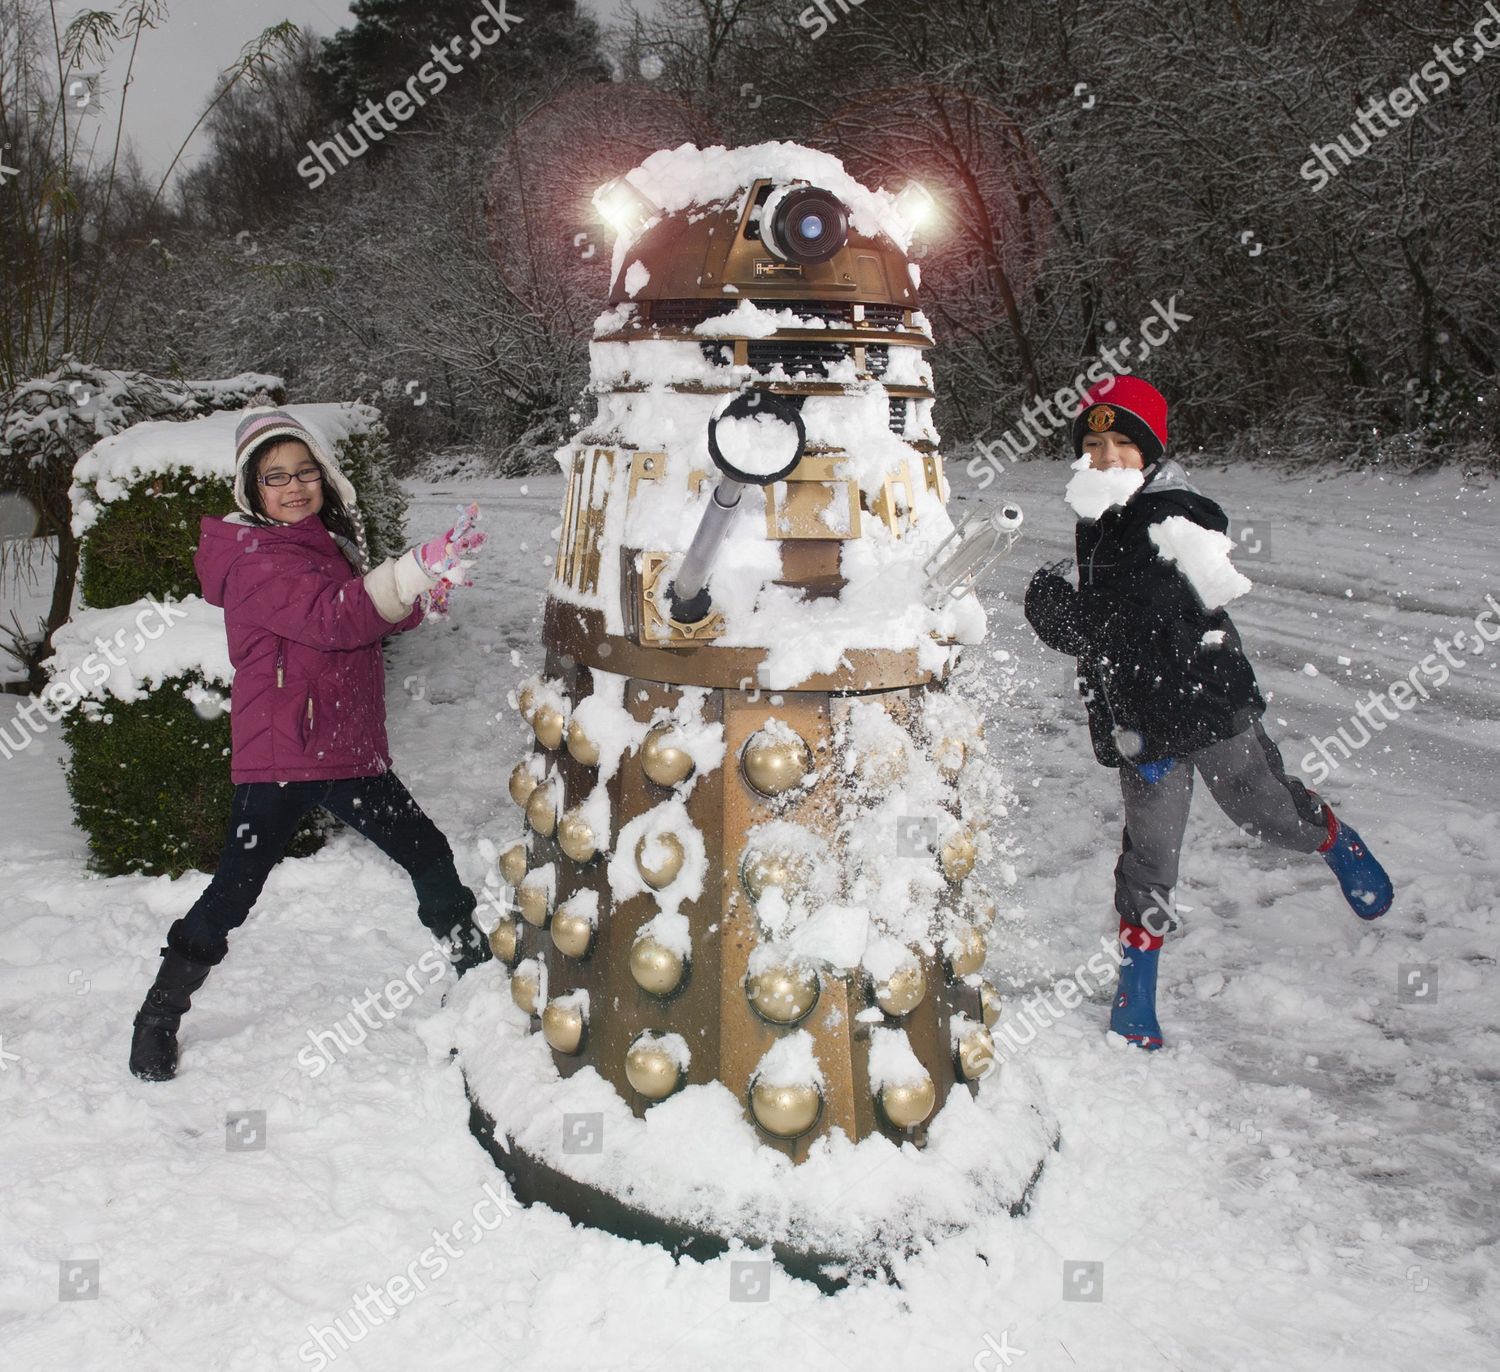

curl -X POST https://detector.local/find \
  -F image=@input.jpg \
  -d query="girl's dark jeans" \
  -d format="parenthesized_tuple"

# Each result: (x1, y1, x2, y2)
(167, 771, 472, 965)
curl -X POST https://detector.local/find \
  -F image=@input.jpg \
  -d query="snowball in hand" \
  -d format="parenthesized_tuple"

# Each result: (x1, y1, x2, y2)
(1063, 454, 1145, 521)
(713, 412, 801, 480)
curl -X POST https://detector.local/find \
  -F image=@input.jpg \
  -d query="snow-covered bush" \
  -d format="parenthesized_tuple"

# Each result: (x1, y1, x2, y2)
(70, 401, 407, 609)
(0, 361, 286, 691)
(43, 594, 323, 876)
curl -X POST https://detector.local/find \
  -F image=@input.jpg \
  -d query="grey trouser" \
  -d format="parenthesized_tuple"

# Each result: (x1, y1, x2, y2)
(1116, 723, 1328, 935)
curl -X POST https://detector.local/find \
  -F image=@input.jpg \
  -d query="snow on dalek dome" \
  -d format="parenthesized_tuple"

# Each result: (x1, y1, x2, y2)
(455, 142, 1051, 1290)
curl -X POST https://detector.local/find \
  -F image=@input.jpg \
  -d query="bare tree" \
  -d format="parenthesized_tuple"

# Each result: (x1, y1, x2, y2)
(0, 1, 300, 693)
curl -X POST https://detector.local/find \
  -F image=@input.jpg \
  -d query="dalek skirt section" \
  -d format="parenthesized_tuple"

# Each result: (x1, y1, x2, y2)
(500, 665, 1006, 1155)
(458, 143, 1053, 1278)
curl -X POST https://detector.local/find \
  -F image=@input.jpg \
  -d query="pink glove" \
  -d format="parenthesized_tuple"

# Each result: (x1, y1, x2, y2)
(417, 503, 484, 621)
(424, 576, 462, 620)
(418, 502, 486, 578)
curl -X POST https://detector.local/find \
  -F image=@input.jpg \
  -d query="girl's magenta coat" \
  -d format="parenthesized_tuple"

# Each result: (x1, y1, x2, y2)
(194, 513, 422, 783)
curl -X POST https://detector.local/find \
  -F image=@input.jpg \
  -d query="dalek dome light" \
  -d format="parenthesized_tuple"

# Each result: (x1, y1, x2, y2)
(592, 141, 921, 274)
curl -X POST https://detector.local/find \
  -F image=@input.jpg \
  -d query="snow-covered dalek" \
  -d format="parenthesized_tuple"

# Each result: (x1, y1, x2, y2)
(458, 144, 1052, 1283)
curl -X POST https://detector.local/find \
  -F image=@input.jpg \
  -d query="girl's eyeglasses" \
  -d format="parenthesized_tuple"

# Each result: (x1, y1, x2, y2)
(258, 467, 324, 488)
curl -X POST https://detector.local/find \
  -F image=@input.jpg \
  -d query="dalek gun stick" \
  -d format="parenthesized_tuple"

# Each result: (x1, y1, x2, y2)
(921, 502, 1025, 610)
(666, 482, 740, 624)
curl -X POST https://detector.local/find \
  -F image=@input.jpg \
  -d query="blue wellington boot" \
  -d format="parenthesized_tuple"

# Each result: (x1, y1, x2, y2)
(1110, 942, 1163, 1050)
(1319, 811, 1394, 920)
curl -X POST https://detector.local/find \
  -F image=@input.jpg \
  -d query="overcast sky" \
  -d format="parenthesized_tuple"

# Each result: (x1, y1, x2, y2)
(80, 0, 639, 181)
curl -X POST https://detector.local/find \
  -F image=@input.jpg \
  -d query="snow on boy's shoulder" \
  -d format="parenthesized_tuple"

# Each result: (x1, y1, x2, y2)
(1149, 515, 1252, 608)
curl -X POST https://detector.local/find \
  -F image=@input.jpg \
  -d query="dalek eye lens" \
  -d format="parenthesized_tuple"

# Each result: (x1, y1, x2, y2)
(765, 187, 849, 265)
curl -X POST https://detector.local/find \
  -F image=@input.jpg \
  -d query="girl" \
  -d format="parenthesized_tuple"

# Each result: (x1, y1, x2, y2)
(1023, 376, 1393, 1051)
(130, 409, 490, 1082)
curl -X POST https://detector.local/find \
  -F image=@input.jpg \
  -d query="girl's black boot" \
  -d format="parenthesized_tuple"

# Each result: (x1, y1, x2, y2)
(129, 947, 214, 1082)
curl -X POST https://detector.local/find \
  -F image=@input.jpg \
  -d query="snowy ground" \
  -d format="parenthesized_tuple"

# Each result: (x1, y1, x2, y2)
(1, 458, 1496, 1371)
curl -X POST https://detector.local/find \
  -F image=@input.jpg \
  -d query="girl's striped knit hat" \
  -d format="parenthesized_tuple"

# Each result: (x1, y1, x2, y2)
(232, 409, 360, 517)
(232, 408, 370, 571)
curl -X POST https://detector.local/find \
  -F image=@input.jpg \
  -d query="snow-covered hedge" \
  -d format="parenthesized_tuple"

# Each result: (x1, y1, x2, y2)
(57, 669, 331, 878)
(71, 403, 407, 609)
(43, 595, 328, 875)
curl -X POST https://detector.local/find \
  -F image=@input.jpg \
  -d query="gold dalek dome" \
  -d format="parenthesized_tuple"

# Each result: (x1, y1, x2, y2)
(459, 143, 1054, 1287)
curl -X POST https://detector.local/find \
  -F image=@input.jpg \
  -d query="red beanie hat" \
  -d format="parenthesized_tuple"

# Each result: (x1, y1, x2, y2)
(1072, 376, 1168, 466)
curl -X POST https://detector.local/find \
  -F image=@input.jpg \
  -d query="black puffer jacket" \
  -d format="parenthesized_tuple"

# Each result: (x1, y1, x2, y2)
(1024, 461, 1264, 768)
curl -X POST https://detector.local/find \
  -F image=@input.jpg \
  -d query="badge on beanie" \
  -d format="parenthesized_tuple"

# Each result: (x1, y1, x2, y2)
(1087, 405, 1116, 432)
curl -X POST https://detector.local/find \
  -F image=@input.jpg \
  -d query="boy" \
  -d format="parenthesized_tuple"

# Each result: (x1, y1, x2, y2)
(1023, 376, 1393, 1050)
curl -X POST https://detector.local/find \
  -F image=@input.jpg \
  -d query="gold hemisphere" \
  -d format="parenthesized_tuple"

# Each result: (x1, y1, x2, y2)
(557, 811, 598, 864)
(874, 961, 927, 1017)
(979, 980, 1002, 1029)
(488, 920, 520, 963)
(541, 999, 585, 1054)
(939, 828, 977, 882)
(525, 785, 557, 837)
(508, 761, 538, 809)
(625, 1039, 683, 1100)
(532, 704, 566, 751)
(640, 726, 695, 787)
(630, 937, 686, 996)
(957, 1027, 996, 1081)
(880, 1075, 936, 1129)
(550, 909, 594, 959)
(740, 729, 813, 798)
(749, 1079, 822, 1138)
(947, 925, 987, 979)
(635, 831, 686, 890)
(497, 842, 528, 887)
(510, 968, 539, 1015)
(746, 964, 819, 1025)
(739, 848, 805, 903)
(517, 881, 551, 928)
(566, 718, 601, 766)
